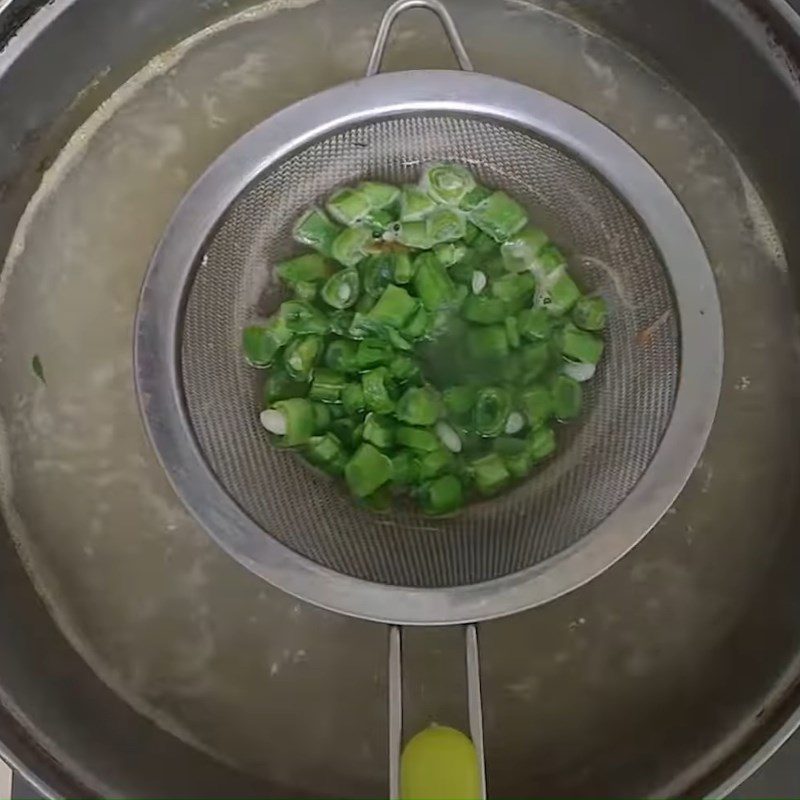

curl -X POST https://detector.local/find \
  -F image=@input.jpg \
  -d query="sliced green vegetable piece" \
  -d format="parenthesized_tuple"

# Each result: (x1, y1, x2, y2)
(321, 268, 360, 309)
(311, 402, 332, 433)
(393, 252, 415, 284)
(434, 241, 467, 268)
(358, 181, 401, 210)
(363, 413, 395, 450)
(309, 368, 346, 403)
(356, 338, 394, 369)
(330, 310, 354, 336)
(345, 443, 393, 498)
(419, 447, 454, 480)
(331, 226, 371, 267)
(397, 220, 434, 249)
(560, 323, 605, 364)
(491, 273, 535, 310)
(494, 437, 532, 478)
(460, 185, 492, 213)
(473, 387, 512, 437)
(242, 316, 292, 368)
(280, 300, 330, 335)
(342, 382, 366, 415)
(283, 335, 322, 381)
(306, 432, 346, 473)
(389, 355, 421, 384)
(264, 368, 309, 403)
(520, 385, 553, 428)
(467, 325, 509, 361)
(361, 253, 396, 298)
(261, 398, 314, 446)
(443, 385, 477, 418)
(426, 207, 466, 244)
(400, 185, 437, 221)
(535, 271, 581, 316)
(413, 252, 455, 311)
(293, 281, 318, 302)
(396, 426, 440, 452)
(368, 284, 419, 328)
(500, 226, 549, 272)
(461, 295, 507, 325)
(421, 163, 476, 205)
(572, 295, 608, 331)
(529, 425, 556, 461)
(277, 253, 333, 284)
(331, 417, 362, 448)
(293, 207, 341, 256)
(362, 367, 395, 414)
(468, 191, 528, 242)
(392, 450, 420, 485)
(517, 308, 552, 341)
(326, 187, 371, 226)
(551, 374, 582, 421)
(324, 339, 358, 373)
(519, 341, 551, 382)
(402, 305, 430, 341)
(470, 453, 511, 495)
(420, 474, 464, 515)
(531, 242, 567, 274)
(505, 316, 521, 348)
(395, 386, 442, 427)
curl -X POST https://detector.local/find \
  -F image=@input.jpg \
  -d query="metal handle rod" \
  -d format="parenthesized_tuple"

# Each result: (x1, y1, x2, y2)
(366, 0, 474, 77)
(388, 624, 486, 799)
(389, 625, 403, 800)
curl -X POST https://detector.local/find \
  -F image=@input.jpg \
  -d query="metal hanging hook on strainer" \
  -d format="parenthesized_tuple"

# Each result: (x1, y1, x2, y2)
(134, 0, 722, 627)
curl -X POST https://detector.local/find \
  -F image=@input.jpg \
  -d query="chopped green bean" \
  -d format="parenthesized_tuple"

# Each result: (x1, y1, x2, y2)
(461, 295, 507, 325)
(368, 284, 418, 328)
(324, 339, 358, 373)
(520, 385, 553, 428)
(283, 335, 322, 382)
(397, 220, 434, 249)
(341, 382, 366, 415)
(264, 368, 309, 403)
(470, 453, 511, 495)
(551, 374, 582, 421)
(396, 426, 440, 452)
(345, 443, 393, 498)
(261, 398, 315, 446)
(413, 252, 456, 311)
(426, 207, 466, 243)
(281, 300, 330, 335)
(243, 316, 292, 368)
(421, 164, 476, 205)
(312, 402, 332, 433)
(390, 354, 421, 384)
(473, 387, 512, 437)
(393, 252, 415, 284)
(305, 432, 346, 472)
(434, 241, 468, 268)
(500, 226, 549, 272)
(402, 305, 430, 340)
(419, 447, 454, 480)
(293, 207, 341, 256)
(330, 310, 354, 336)
(395, 385, 442, 426)
(321, 268, 360, 309)
(331, 226, 371, 267)
(310, 368, 346, 403)
(326, 187, 371, 226)
(529, 425, 556, 461)
(277, 253, 333, 285)
(467, 325, 509, 361)
(362, 253, 396, 297)
(363, 413, 395, 450)
(468, 191, 528, 242)
(519, 341, 552, 381)
(356, 338, 394, 369)
(392, 450, 421, 485)
(400, 185, 436, 221)
(362, 367, 395, 414)
(491, 273, 535, 310)
(572, 295, 607, 331)
(560, 323, 605, 364)
(517, 308, 552, 341)
(460, 185, 492, 213)
(420, 474, 464, 515)
(505, 316, 521, 349)
(495, 437, 532, 478)
(443, 385, 477, 418)
(359, 181, 401, 210)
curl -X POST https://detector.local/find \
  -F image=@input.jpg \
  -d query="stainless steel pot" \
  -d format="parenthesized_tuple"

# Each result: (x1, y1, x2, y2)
(1, 0, 800, 796)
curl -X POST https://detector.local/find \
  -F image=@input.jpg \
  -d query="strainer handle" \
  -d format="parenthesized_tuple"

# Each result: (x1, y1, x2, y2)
(389, 624, 487, 799)
(366, 0, 474, 77)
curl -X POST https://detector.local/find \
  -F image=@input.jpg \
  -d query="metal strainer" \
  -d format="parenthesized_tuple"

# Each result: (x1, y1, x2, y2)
(134, 0, 722, 625)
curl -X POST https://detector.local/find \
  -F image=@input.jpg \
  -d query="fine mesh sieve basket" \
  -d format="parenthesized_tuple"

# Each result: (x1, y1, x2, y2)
(134, 0, 722, 625)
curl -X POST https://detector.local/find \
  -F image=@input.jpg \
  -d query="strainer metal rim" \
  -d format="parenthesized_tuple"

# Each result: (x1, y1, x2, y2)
(134, 69, 722, 624)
